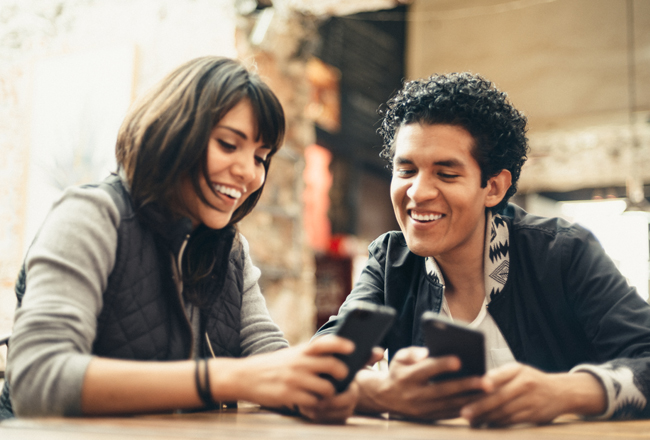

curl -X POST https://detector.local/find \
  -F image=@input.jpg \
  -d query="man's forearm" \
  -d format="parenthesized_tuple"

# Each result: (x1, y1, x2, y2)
(560, 372, 607, 417)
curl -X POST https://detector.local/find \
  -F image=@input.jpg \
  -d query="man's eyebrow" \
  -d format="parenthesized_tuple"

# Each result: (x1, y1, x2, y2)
(217, 126, 272, 149)
(434, 159, 464, 168)
(393, 156, 413, 165)
(393, 157, 465, 168)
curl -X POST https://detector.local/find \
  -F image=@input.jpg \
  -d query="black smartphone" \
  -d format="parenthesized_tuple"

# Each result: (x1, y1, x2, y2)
(323, 302, 396, 393)
(421, 311, 486, 381)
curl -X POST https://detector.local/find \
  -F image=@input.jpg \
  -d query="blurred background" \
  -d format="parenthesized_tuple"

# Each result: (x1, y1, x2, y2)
(0, 0, 649, 373)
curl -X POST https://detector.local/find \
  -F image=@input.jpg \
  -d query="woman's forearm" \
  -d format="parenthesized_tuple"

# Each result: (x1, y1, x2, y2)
(81, 356, 254, 414)
(81, 358, 203, 414)
(353, 369, 390, 415)
(81, 338, 355, 416)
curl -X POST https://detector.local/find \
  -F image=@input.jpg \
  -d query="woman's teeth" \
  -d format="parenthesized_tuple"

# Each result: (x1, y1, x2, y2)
(213, 184, 242, 199)
(411, 212, 442, 222)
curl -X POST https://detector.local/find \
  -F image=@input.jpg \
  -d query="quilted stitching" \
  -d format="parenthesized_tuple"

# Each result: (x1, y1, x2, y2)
(203, 250, 244, 357)
(93, 176, 243, 361)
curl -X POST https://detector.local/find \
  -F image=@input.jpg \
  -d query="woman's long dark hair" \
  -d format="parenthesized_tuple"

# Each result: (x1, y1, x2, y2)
(115, 57, 285, 305)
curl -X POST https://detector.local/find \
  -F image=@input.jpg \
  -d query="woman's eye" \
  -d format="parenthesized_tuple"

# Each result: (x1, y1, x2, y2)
(255, 156, 266, 165)
(218, 139, 236, 150)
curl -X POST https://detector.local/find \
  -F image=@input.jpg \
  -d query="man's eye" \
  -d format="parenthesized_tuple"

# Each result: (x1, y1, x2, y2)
(439, 173, 458, 179)
(395, 169, 415, 177)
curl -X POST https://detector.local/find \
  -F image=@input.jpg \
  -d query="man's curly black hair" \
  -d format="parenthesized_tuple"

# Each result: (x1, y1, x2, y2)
(378, 72, 529, 213)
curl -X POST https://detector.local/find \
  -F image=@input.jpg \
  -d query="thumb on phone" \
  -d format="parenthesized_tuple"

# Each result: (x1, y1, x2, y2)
(392, 346, 429, 365)
(366, 347, 386, 366)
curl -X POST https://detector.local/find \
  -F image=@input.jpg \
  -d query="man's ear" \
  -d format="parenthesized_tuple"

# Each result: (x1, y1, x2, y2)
(485, 170, 512, 208)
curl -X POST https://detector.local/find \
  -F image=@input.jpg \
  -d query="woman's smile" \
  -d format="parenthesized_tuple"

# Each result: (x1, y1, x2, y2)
(182, 98, 269, 230)
(212, 183, 244, 203)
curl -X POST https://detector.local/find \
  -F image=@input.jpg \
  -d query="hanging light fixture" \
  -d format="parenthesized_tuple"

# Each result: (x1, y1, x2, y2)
(625, 177, 650, 212)
(235, 0, 273, 16)
(623, 0, 649, 213)
(234, 0, 275, 46)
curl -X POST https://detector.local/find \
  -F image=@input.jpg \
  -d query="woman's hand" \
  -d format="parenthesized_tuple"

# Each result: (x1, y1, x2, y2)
(460, 363, 607, 427)
(356, 346, 492, 420)
(215, 335, 354, 411)
(297, 346, 385, 423)
(297, 381, 360, 423)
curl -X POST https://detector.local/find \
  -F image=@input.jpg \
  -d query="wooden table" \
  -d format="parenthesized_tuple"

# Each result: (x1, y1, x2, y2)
(1, 405, 649, 440)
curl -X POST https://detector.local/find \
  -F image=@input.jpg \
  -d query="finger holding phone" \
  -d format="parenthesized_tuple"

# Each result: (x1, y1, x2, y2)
(237, 334, 355, 411)
(300, 303, 394, 422)
(298, 346, 385, 423)
(297, 380, 359, 423)
(355, 347, 491, 420)
(355, 313, 491, 420)
(460, 362, 607, 427)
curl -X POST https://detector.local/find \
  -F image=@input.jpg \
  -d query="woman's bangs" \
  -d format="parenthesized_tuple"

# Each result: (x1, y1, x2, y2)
(247, 84, 284, 154)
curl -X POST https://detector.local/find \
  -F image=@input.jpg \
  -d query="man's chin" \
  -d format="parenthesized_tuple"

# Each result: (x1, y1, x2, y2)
(404, 237, 437, 257)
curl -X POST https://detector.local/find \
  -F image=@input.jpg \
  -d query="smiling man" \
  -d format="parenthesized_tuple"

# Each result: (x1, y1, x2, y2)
(315, 73, 650, 426)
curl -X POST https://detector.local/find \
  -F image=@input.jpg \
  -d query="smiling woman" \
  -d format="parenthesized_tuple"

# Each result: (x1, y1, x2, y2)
(180, 99, 270, 231)
(0, 56, 357, 423)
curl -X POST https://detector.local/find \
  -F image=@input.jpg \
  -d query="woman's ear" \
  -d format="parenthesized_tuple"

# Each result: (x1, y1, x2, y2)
(485, 170, 512, 208)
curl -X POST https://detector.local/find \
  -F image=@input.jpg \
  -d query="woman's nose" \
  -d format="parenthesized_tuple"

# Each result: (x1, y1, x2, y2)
(232, 152, 257, 182)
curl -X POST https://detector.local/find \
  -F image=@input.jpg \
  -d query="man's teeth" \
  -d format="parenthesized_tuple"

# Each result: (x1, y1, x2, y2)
(411, 212, 442, 222)
(214, 184, 242, 199)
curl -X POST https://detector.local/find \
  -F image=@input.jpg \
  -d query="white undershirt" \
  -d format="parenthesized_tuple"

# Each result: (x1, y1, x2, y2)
(440, 295, 516, 370)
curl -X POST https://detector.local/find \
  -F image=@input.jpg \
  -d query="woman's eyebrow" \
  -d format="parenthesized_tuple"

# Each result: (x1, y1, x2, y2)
(217, 125, 272, 150)
(218, 125, 248, 139)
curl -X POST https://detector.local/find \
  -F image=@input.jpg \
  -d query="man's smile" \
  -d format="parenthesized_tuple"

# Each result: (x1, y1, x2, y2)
(409, 210, 444, 222)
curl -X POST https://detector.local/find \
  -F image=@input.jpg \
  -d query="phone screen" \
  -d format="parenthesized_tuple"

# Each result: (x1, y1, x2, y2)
(421, 312, 486, 381)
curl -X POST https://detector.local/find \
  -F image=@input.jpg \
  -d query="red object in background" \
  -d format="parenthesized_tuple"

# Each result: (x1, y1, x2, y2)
(328, 234, 345, 255)
(303, 144, 351, 330)
(328, 233, 363, 257)
(303, 144, 333, 253)
(303, 146, 362, 330)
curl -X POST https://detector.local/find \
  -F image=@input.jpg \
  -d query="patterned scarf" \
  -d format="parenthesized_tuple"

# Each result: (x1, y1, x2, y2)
(424, 210, 510, 304)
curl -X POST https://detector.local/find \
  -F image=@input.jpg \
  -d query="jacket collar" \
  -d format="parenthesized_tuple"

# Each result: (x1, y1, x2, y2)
(116, 169, 194, 256)
(484, 210, 510, 301)
(423, 210, 510, 303)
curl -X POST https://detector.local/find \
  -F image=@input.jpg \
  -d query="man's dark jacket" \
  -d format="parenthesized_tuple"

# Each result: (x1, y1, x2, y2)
(316, 204, 650, 417)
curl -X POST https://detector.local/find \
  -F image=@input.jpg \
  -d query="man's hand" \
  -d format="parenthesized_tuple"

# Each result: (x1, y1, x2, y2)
(356, 346, 492, 420)
(460, 363, 607, 427)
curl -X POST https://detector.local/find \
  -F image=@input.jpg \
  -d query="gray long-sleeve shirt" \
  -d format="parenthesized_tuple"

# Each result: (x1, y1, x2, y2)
(7, 184, 288, 417)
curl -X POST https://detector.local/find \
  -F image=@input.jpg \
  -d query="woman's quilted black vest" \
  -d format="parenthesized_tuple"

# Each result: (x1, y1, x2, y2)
(89, 175, 244, 361)
(1, 175, 244, 418)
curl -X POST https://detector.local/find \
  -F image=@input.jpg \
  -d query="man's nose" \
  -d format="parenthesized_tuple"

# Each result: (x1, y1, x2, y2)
(406, 174, 439, 202)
